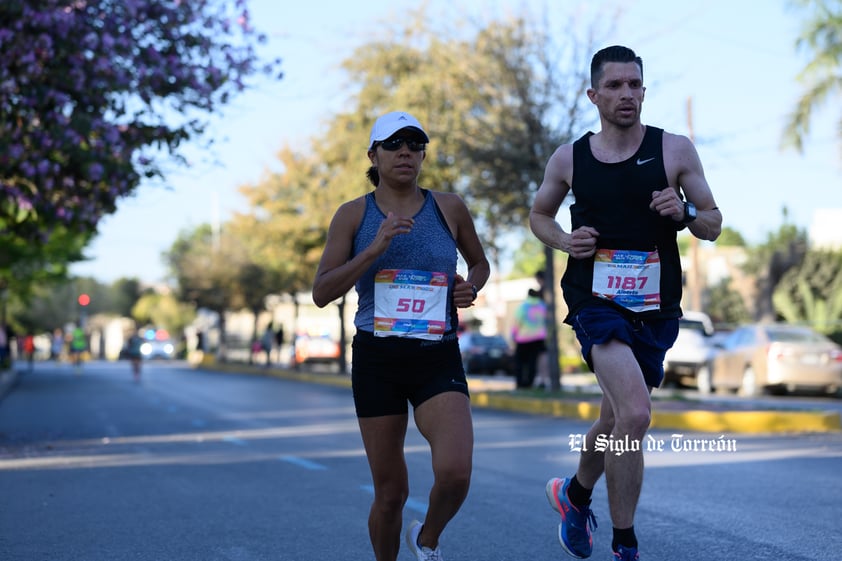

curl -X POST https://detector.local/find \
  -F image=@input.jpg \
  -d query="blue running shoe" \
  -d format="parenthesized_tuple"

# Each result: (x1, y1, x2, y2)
(612, 545, 639, 560)
(546, 477, 598, 559)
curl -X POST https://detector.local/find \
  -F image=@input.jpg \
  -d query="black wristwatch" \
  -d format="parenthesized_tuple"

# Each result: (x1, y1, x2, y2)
(681, 201, 697, 225)
(470, 284, 478, 301)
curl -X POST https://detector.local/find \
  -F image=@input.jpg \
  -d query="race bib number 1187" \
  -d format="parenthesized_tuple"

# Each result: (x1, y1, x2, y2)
(592, 249, 661, 313)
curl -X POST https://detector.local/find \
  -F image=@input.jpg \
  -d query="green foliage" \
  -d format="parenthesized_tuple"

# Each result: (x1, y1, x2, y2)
(231, 146, 342, 298)
(715, 227, 746, 247)
(6, 275, 146, 334)
(164, 224, 239, 315)
(783, 0, 842, 152)
(110, 278, 146, 318)
(226, 6, 606, 307)
(742, 213, 809, 320)
(132, 293, 196, 337)
(509, 236, 548, 279)
(706, 278, 751, 327)
(773, 249, 842, 333)
(0, 224, 89, 303)
(1, 0, 281, 302)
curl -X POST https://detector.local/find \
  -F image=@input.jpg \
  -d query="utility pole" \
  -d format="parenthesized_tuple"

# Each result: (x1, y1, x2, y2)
(543, 245, 561, 391)
(686, 97, 702, 311)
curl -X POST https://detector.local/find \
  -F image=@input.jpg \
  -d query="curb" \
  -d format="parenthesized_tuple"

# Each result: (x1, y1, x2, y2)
(471, 392, 842, 434)
(199, 362, 842, 434)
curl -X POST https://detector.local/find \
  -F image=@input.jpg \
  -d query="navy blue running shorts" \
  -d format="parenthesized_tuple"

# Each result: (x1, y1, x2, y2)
(571, 305, 679, 388)
(351, 330, 470, 418)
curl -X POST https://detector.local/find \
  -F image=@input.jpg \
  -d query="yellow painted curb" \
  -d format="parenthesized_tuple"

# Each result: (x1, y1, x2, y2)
(472, 391, 841, 434)
(650, 409, 842, 434)
(198, 364, 841, 434)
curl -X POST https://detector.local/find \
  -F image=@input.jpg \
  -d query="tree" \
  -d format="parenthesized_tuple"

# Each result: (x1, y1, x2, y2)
(111, 278, 146, 318)
(783, 0, 842, 152)
(715, 226, 747, 247)
(232, 146, 336, 301)
(0, 224, 87, 328)
(773, 249, 842, 337)
(742, 210, 809, 321)
(6, 275, 147, 335)
(0, 1, 281, 274)
(164, 224, 242, 357)
(132, 292, 195, 340)
(706, 278, 750, 328)
(509, 236, 549, 279)
(310, 8, 604, 386)
(231, 262, 278, 364)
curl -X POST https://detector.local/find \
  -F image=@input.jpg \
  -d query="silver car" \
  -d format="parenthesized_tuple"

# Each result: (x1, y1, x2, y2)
(705, 323, 842, 396)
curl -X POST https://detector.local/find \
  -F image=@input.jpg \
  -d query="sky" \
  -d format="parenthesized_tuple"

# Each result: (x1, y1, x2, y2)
(69, 0, 842, 285)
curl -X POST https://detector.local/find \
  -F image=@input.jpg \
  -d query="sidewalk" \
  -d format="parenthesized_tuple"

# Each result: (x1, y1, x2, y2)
(204, 362, 842, 434)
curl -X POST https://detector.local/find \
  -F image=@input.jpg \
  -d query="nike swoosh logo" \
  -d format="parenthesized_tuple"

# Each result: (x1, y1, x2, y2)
(636, 157, 655, 165)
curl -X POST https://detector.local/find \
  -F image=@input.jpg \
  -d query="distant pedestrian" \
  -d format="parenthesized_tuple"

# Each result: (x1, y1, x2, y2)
(126, 330, 144, 382)
(261, 325, 275, 366)
(511, 289, 548, 389)
(0, 323, 9, 368)
(51, 328, 64, 361)
(69, 326, 86, 370)
(274, 324, 285, 362)
(22, 333, 36, 372)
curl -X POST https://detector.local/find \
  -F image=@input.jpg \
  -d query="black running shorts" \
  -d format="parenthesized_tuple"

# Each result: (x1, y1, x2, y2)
(351, 330, 470, 418)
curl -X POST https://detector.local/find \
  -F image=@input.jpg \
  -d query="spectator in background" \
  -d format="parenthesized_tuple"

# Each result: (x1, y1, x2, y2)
(22, 333, 36, 372)
(0, 323, 9, 368)
(532, 269, 552, 389)
(274, 324, 285, 364)
(512, 288, 548, 389)
(261, 324, 275, 366)
(51, 328, 64, 361)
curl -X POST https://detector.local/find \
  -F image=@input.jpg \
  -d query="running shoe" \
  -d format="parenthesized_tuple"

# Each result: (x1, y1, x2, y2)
(546, 477, 598, 559)
(612, 545, 639, 560)
(405, 520, 444, 561)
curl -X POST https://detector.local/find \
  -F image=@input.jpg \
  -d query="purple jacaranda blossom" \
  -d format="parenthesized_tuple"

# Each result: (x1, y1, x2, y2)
(88, 163, 104, 182)
(0, 0, 282, 251)
(8, 144, 24, 160)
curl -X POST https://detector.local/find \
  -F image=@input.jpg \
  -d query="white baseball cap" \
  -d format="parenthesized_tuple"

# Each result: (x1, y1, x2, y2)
(369, 111, 429, 149)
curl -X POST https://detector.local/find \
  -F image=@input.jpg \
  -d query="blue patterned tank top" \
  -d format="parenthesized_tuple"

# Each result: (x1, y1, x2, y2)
(353, 189, 458, 333)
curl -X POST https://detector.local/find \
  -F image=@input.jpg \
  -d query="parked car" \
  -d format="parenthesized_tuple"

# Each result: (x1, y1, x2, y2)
(458, 332, 514, 375)
(701, 323, 842, 396)
(294, 334, 340, 365)
(663, 311, 716, 388)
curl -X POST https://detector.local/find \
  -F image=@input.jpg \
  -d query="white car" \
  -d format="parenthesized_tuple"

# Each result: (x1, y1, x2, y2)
(663, 311, 716, 391)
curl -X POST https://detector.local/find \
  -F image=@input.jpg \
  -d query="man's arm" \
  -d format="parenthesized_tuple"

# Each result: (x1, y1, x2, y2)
(662, 133, 722, 241)
(529, 144, 600, 259)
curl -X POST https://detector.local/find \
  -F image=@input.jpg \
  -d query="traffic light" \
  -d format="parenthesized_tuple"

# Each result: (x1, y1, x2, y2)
(77, 293, 91, 307)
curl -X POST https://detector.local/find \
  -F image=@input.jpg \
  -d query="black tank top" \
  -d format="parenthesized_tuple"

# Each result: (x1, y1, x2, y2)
(561, 126, 683, 322)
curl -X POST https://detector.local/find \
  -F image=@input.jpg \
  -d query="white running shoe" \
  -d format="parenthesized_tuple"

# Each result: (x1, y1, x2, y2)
(405, 520, 444, 561)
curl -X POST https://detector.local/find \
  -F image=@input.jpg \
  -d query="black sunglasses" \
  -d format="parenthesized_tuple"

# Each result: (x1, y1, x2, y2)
(377, 137, 427, 152)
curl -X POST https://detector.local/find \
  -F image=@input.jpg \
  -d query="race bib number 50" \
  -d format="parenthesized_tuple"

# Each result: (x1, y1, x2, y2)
(374, 269, 448, 340)
(592, 249, 661, 313)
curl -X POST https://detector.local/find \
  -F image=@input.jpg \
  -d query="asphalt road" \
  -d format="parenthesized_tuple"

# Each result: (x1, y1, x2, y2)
(1, 360, 841, 560)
